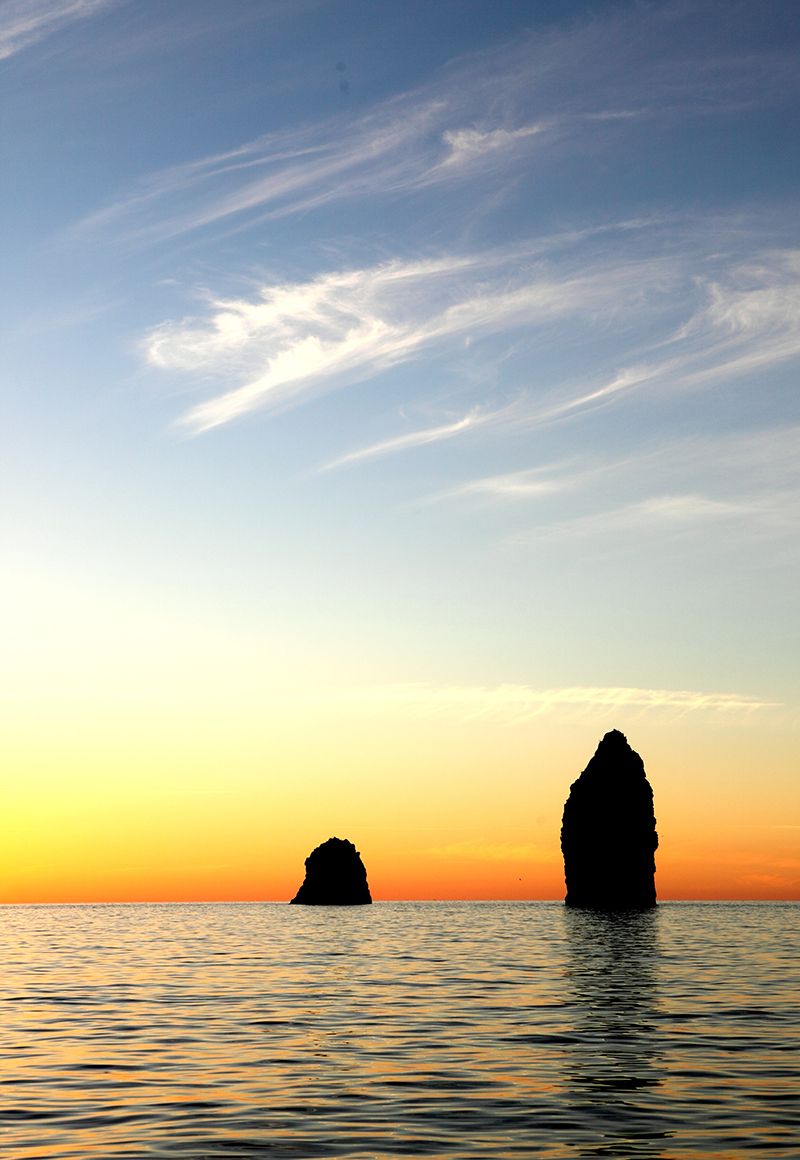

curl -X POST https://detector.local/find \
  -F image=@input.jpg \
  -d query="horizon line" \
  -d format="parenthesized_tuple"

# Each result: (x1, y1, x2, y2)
(2, 896, 797, 906)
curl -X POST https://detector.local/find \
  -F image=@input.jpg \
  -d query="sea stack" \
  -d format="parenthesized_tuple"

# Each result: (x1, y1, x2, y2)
(290, 837, 372, 905)
(561, 730, 658, 908)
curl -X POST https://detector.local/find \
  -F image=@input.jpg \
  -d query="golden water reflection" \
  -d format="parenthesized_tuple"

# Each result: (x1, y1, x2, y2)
(0, 902, 797, 1158)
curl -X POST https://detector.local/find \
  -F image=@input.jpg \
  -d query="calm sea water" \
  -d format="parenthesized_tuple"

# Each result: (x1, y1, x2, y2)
(0, 902, 797, 1158)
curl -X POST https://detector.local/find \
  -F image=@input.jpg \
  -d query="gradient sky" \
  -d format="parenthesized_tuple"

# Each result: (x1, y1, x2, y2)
(2, 0, 799, 902)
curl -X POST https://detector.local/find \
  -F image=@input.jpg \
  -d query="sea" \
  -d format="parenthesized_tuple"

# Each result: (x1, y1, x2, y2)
(1, 902, 797, 1159)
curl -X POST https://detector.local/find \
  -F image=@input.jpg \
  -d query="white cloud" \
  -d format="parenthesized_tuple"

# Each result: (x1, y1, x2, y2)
(319, 407, 489, 472)
(414, 418, 798, 565)
(521, 493, 756, 542)
(321, 683, 779, 723)
(440, 123, 545, 168)
(582, 108, 647, 121)
(566, 249, 800, 414)
(70, 4, 799, 246)
(426, 461, 585, 504)
(0, 0, 117, 60)
(503, 426, 800, 549)
(74, 95, 523, 246)
(144, 236, 800, 449)
(425, 422, 800, 538)
(146, 243, 660, 434)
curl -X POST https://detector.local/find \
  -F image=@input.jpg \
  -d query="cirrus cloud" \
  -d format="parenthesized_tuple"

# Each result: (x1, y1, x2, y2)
(0, 0, 119, 61)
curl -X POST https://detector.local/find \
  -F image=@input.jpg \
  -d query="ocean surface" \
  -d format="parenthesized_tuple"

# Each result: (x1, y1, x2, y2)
(1, 901, 797, 1159)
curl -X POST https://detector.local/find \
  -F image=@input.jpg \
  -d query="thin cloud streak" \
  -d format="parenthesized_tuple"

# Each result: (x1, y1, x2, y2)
(560, 250, 800, 416)
(147, 244, 663, 434)
(421, 427, 800, 559)
(321, 683, 780, 724)
(74, 93, 527, 246)
(418, 421, 800, 564)
(477, 424, 800, 501)
(145, 239, 800, 443)
(319, 408, 488, 472)
(423, 460, 588, 505)
(0, 0, 117, 61)
(70, 5, 800, 247)
(527, 491, 799, 546)
(513, 494, 764, 543)
(439, 123, 546, 168)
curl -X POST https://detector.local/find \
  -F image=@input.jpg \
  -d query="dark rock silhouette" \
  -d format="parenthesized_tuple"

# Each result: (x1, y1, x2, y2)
(561, 730, 658, 908)
(290, 837, 372, 905)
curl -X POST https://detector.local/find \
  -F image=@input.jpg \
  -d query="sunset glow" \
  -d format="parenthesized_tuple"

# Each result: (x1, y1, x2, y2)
(2, 0, 798, 904)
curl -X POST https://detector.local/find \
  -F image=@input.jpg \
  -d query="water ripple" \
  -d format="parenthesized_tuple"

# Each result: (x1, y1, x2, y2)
(0, 901, 797, 1157)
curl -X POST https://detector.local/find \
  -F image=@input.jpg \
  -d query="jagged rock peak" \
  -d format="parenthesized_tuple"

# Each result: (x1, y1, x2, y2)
(560, 730, 658, 909)
(290, 836, 372, 905)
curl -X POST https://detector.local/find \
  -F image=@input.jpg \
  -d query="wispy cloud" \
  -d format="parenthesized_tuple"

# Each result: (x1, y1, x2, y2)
(483, 248, 800, 438)
(146, 240, 664, 434)
(70, 4, 799, 247)
(144, 236, 800, 447)
(319, 407, 489, 472)
(422, 419, 800, 556)
(409, 415, 796, 564)
(424, 460, 586, 505)
(73, 95, 536, 246)
(319, 683, 779, 724)
(0, 0, 117, 61)
(318, 397, 534, 472)
(104, 5, 799, 461)
(491, 423, 800, 547)
(439, 123, 546, 169)
(576, 249, 800, 408)
(488, 423, 800, 502)
(516, 493, 764, 543)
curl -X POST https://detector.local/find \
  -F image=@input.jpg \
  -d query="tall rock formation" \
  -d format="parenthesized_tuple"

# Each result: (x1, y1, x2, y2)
(290, 837, 372, 905)
(561, 730, 658, 908)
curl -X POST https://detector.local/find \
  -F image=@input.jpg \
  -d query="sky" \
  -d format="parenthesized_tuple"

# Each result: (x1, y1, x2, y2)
(1, 0, 798, 902)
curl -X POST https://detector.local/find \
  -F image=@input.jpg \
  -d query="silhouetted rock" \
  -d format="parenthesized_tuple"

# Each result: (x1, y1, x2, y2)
(290, 837, 372, 905)
(561, 730, 658, 908)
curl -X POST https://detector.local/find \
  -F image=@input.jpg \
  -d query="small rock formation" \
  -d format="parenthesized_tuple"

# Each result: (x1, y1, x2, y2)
(290, 837, 372, 905)
(561, 730, 658, 908)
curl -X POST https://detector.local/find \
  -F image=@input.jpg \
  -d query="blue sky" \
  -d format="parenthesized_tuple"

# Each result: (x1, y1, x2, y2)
(2, 0, 799, 752)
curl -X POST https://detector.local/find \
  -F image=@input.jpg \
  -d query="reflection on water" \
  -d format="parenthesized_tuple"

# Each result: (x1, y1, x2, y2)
(563, 909, 669, 1156)
(0, 902, 797, 1158)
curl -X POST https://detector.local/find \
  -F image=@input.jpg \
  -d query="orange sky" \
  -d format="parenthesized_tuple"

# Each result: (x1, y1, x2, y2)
(2, 693, 797, 903)
(2, 0, 799, 911)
